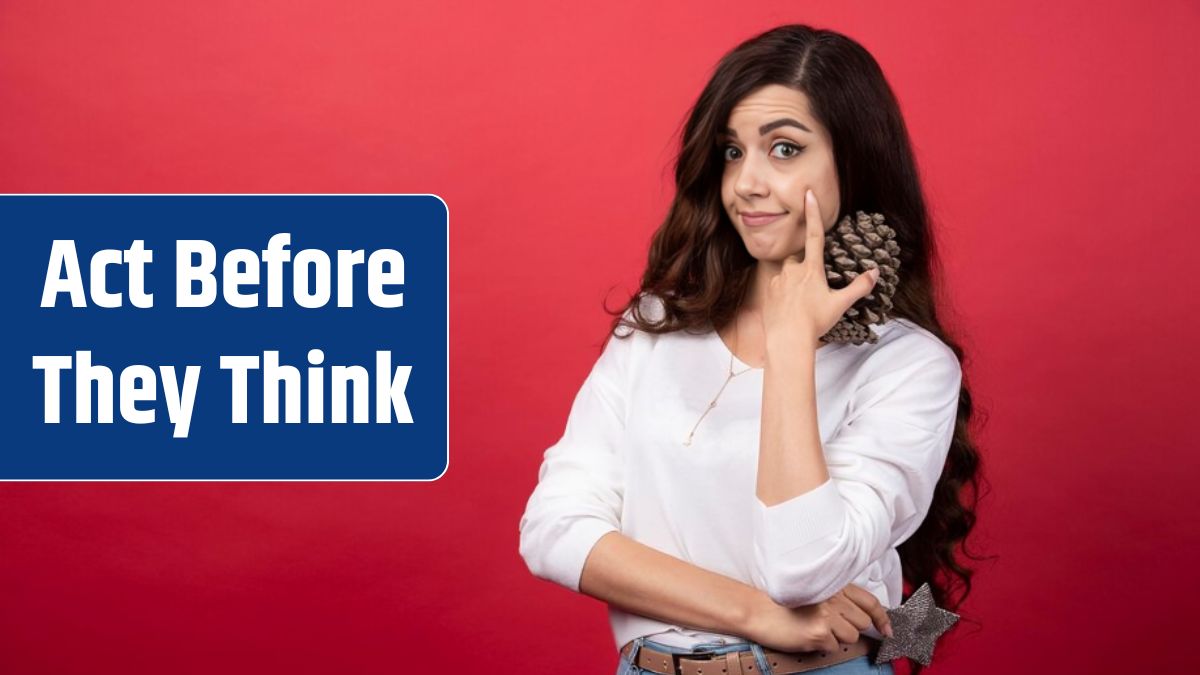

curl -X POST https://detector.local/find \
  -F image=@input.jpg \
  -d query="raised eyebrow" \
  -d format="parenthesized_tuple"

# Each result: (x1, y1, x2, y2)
(720, 118, 813, 139)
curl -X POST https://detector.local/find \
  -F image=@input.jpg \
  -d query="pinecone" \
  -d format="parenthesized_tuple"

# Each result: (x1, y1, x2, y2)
(820, 211, 902, 346)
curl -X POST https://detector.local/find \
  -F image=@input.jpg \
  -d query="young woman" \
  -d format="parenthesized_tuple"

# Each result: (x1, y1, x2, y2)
(519, 24, 983, 675)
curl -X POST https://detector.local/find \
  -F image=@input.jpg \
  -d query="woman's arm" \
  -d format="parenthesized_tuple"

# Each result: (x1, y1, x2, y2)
(578, 530, 764, 638)
(751, 192, 961, 607)
(579, 530, 895, 651)
(752, 334, 962, 607)
(757, 345, 826, 507)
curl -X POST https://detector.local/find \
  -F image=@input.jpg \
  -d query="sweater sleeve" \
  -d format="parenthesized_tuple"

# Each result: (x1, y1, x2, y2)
(752, 335, 963, 607)
(517, 324, 634, 593)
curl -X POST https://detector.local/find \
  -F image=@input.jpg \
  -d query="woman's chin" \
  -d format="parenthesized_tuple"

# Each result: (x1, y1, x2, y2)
(744, 237, 805, 262)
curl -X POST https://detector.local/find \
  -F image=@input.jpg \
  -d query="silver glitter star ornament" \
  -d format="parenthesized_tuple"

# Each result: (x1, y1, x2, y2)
(873, 582, 959, 667)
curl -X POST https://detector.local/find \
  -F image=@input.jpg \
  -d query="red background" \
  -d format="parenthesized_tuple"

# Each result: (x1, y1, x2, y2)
(2, 1, 1198, 673)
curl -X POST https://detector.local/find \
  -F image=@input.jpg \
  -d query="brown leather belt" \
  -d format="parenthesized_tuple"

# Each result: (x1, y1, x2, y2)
(619, 636, 877, 675)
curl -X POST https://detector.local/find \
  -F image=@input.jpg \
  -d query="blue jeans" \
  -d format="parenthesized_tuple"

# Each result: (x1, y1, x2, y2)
(615, 637, 895, 675)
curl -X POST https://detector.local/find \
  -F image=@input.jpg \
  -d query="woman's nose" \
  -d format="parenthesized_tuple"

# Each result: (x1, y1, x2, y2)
(734, 152, 769, 199)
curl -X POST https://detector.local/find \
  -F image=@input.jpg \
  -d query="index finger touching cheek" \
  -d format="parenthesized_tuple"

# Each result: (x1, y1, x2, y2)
(805, 189, 825, 271)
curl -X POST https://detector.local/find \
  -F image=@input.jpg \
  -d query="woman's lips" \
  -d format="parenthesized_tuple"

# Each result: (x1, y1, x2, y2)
(740, 212, 785, 227)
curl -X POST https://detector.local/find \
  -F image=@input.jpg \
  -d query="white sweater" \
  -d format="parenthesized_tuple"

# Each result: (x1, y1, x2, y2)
(518, 293, 962, 651)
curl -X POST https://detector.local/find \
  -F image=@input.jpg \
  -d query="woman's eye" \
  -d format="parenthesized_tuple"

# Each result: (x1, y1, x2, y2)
(721, 142, 803, 162)
(771, 142, 804, 159)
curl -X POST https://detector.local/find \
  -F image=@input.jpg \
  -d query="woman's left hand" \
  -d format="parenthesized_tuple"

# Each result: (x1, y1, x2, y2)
(761, 189, 880, 355)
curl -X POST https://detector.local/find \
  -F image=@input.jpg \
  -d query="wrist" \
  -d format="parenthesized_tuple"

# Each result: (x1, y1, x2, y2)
(764, 336, 818, 367)
(737, 590, 777, 642)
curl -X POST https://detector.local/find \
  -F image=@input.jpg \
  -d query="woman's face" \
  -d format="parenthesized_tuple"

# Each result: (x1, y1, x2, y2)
(720, 84, 840, 263)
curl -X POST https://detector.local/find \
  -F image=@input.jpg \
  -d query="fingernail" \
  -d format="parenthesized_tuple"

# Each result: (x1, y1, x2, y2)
(885, 625, 894, 637)
(806, 189, 814, 202)
(869, 268, 880, 281)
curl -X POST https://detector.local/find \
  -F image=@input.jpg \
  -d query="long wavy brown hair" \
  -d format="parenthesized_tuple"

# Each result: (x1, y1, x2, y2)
(600, 24, 991, 660)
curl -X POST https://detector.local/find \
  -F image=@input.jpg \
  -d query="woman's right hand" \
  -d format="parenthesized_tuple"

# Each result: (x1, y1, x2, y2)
(746, 584, 894, 654)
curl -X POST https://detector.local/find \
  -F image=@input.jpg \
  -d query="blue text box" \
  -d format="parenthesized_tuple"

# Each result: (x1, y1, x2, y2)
(0, 194, 449, 480)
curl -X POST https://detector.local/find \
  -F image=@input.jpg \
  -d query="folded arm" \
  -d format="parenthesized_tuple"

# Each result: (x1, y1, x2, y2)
(517, 312, 768, 637)
(579, 530, 765, 638)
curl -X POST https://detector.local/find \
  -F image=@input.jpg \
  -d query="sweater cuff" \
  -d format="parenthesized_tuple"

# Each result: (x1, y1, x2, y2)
(556, 519, 621, 593)
(755, 477, 847, 554)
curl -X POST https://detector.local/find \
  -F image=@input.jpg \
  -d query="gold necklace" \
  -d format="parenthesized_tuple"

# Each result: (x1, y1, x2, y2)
(683, 314, 756, 446)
